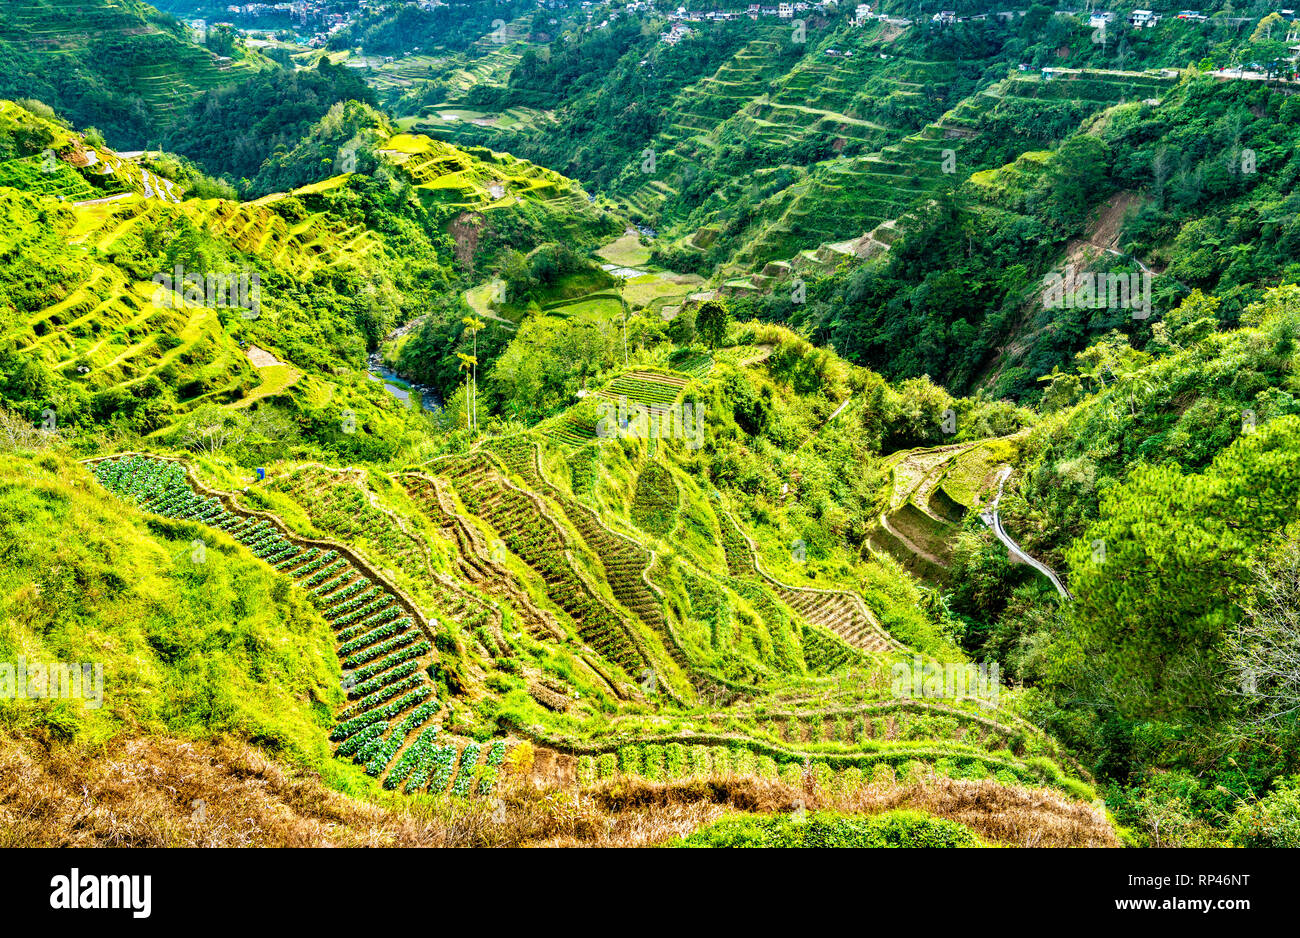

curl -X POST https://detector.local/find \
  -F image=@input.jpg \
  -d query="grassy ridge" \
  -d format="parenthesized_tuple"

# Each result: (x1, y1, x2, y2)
(0, 449, 342, 767)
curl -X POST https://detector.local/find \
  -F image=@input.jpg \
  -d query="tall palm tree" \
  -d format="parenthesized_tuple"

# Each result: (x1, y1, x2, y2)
(618, 276, 629, 367)
(461, 316, 485, 430)
(456, 352, 477, 432)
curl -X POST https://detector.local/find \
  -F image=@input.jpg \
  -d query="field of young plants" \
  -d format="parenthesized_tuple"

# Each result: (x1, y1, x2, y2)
(75, 431, 1085, 827)
(74, 436, 1106, 831)
(436, 453, 649, 677)
(485, 436, 734, 701)
(267, 466, 427, 573)
(87, 455, 515, 799)
(533, 728, 1090, 801)
(598, 370, 689, 411)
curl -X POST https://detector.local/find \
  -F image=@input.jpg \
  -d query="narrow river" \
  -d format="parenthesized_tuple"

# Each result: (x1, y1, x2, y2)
(366, 352, 441, 412)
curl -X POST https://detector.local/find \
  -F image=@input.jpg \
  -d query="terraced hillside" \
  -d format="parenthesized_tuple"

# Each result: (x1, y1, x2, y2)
(517, 692, 1094, 800)
(21, 278, 1125, 841)
(84, 451, 550, 805)
(430, 452, 657, 683)
(397, 470, 563, 645)
(405, 12, 1178, 283)
(0, 180, 383, 425)
(0, 0, 266, 143)
(536, 365, 694, 448)
(0, 101, 618, 445)
(718, 66, 1179, 281)
(73, 435, 1102, 824)
(866, 433, 1033, 588)
(717, 507, 904, 656)
(484, 386, 916, 690)
(379, 132, 591, 214)
(485, 435, 746, 704)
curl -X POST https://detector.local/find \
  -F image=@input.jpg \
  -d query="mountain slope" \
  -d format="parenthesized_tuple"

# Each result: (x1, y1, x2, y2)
(0, 0, 268, 146)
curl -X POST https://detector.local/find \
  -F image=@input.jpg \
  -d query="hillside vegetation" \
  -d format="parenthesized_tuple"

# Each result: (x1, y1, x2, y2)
(1, 1, 1299, 850)
(0, 0, 268, 146)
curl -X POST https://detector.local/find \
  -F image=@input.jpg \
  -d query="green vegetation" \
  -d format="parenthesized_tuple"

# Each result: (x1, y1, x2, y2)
(0, 449, 340, 769)
(166, 60, 378, 190)
(0, 0, 267, 148)
(4, 4, 1300, 850)
(676, 810, 983, 848)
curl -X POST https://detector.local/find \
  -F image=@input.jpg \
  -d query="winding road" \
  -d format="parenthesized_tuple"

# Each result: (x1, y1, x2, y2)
(979, 468, 1072, 601)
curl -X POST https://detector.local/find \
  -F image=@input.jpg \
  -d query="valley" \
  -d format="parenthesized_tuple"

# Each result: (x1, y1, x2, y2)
(0, 0, 1299, 861)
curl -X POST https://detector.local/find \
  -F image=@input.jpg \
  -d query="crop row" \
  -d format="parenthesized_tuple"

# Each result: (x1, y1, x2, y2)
(340, 629, 420, 669)
(579, 743, 1033, 791)
(351, 641, 430, 682)
(268, 467, 421, 564)
(476, 739, 509, 795)
(384, 725, 442, 790)
(338, 672, 425, 721)
(448, 459, 643, 672)
(348, 660, 421, 700)
(321, 580, 375, 610)
(336, 722, 386, 757)
(335, 611, 407, 654)
(330, 688, 432, 741)
(330, 596, 393, 629)
(449, 742, 483, 796)
(411, 744, 458, 795)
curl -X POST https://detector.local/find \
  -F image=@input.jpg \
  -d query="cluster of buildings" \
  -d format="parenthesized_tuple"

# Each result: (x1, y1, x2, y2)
(217, 0, 386, 46)
(661, 22, 693, 43)
(223, 2, 310, 19)
(661, 2, 841, 24)
(656, 1, 850, 40)
(919, 8, 1274, 30)
(210, 1, 1298, 58)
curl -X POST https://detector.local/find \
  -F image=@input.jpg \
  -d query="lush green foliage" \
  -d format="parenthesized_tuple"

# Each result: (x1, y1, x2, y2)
(676, 810, 983, 848)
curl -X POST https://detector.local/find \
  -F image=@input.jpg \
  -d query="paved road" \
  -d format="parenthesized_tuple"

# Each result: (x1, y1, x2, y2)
(980, 468, 1073, 600)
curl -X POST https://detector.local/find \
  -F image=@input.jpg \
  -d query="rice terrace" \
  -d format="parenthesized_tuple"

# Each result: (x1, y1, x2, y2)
(0, 0, 1294, 910)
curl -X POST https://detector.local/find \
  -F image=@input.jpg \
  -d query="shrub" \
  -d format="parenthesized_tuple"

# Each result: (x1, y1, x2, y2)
(1230, 777, 1300, 848)
(597, 753, 617, 779)
(676, 811, 983, 848)
(641, 744, 665, 781)
(618, 745, 641, 776)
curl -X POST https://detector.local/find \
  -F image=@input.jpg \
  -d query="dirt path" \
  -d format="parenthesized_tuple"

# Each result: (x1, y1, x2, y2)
(245, 345, 284, 368)
(72, 192, 133, 208)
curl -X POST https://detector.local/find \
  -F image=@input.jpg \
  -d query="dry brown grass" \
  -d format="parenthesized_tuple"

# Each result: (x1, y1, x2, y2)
(0, 734, 760, 847)
(0, 734, 1117, 847)
(0, 733, 410, 847)
(830, 778, 1119, 847)
(583, 775, 1118, 847)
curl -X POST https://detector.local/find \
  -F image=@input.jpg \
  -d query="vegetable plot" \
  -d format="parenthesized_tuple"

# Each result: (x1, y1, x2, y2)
(442, 455, 647, 676)
(89, 456, 442, 791)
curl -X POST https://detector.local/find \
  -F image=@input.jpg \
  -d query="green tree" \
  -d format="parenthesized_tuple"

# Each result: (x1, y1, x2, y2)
(1058, 416, 1300, 723)
(1049, 136, 1111, 226)
(666, 304, 697, 346)
(695, 298, 730, 349)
